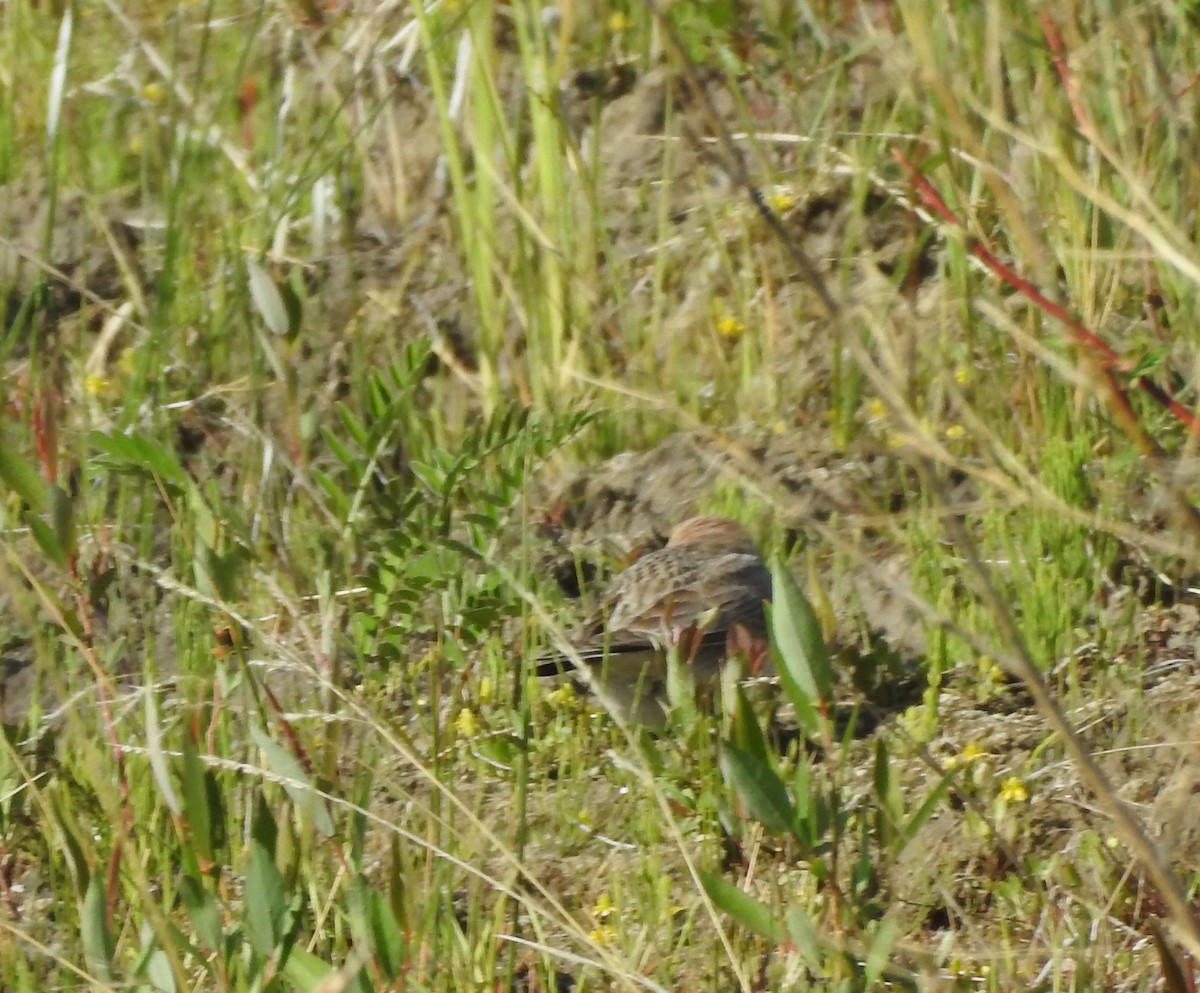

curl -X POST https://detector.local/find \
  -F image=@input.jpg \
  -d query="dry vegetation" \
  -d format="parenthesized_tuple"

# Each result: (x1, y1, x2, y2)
(3, 1, 1200, 990)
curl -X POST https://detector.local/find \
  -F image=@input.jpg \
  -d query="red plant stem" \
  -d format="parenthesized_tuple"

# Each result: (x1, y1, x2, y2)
(893, 149, 1200, 438)
(1037, 12, 1091, 134)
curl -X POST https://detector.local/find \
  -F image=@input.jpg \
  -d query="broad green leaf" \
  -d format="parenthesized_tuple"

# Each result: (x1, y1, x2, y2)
(719, 740, 796, 836)
(247, 258, 290, 336)
(699, 870, 785, 944)
(180, 737, 214, 869)
(179, 875, 223, 950)
(728, 686, 771, 765)
(245, 841, 287, 957)
(281, 947, 336, 992)
(145, 692, 181, 816)
(873, 739, 902, 847)
(0, 441, 52, 525)
(80, 875, 115, 981)
(785, 907, 824, 973)
(251, 728, 335, 837)
(769, 559, 833, 715)
(28, 515, 67, 566)
(864, 917, 899, 986)
(145, 948, 176, 993)
(348, 877, 407, 979)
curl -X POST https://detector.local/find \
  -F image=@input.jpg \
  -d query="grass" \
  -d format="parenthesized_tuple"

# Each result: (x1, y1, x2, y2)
(3, 0, 1200, 990)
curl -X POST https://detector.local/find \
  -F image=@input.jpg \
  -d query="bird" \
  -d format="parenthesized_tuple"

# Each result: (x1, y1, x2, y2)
(535, 515, 773, 727)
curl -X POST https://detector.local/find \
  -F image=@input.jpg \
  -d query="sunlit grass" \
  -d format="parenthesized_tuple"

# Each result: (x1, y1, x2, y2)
(2, 0, 1200, 990)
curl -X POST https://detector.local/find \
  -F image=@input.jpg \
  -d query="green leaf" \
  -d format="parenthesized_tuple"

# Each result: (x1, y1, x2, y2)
(145, 692, 181, 816)
(897, 772, 953, 855)
(28, 514, 67, 566)
(281, 947, 336, 992)
(348, 876, 407, 979)
(864, 917, 899, 986)
(179, 875, 223, 951)
(247, 258, 291, 336)
(180, 737, 214, 869)
(145, 948, 177, 993)
(251, 729, 335, 837)
(80, 874, 115, 981)
(49, 483, 75, 558)
(728, 686, 772, 765)
(873, 739, 902, 847)
(785, 907, 824, 973)
(769, 559, 833, 714)
(88, 430, 189, 491)
(0, 440, 48, 511)
(244, 841, 287, 956)
(719, 740, 796, 835)
(699, 870, 785, 943)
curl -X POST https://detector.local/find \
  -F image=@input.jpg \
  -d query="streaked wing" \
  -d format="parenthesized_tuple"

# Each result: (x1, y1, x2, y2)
(607, 549, 769, 638)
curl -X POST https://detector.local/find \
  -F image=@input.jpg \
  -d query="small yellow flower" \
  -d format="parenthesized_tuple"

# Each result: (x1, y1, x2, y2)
(1105, 835, 1119, 849)
(999, 776, 1028, 804)
(587, 924, 617, 946)
(84, 373, 113, 399)
(978, 656, 1005, 685)
(453, 708, 478, 736)
(864, 398, 887, 421)
(577, 808, 593, 830)
(545, 682, 579, 709)
(948, 741, 986, 771)
(478, 675, 494, 703)
(715, 313, 745, 340)
(768, 186, 798, 213)
(608, 11, 630, 32)
(592, 893, 616, 919)
(953, 365, 974, 386)
(945, 424, 966, 440)
(142, 82, 164, 104)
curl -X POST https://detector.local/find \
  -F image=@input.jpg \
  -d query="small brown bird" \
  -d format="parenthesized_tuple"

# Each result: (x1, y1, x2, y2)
(536, 515, 772, 726)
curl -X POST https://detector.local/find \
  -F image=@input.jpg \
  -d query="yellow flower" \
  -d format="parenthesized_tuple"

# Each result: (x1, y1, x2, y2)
(715, 313, 745, 340)
(453, 708, 478, 736)
(864, 398, 887, 421)
(545, 682, 579, 709)
(478, 675, 494, 703)
(953, 364, 974, 385)
(592, 893, 616, 920)
(945, 424, 966, 440)
(948, 741, 985, 770)
(978, 656, 1005, 685)
(84, 373, 113, 399)
(608, 11, 630, 32)
(587, 924, 617, 946)
(999, 776, 1028, 804)
(142, 82, 164, 104)
(768, 186, 798, 213)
